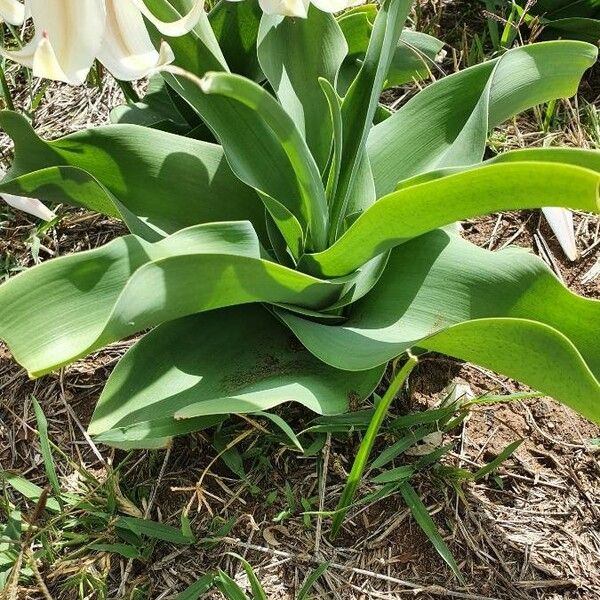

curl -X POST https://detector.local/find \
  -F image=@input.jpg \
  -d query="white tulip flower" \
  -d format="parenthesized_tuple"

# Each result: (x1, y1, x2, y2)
(0, 0, 26, 25)
(0, 0, 204, 85)
(258, 0, 361, 18)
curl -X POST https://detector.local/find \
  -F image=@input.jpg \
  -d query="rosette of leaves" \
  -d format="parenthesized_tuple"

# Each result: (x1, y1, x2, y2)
(0, 0, 599, 449)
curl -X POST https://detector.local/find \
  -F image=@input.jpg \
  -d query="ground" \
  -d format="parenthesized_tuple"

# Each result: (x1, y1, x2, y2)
(0, 2, 599, 599)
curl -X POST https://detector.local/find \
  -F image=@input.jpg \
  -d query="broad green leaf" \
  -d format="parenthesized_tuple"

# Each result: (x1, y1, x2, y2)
(163, 69, 328, 251)
(0, 111, 265, 241)
(0, 222, 343, 377)
(280, 230, 600, 423)
(257, 6, 348, 171)
(94, 415, 226, 451)
(540, 18, 600, 43)
(300, 159, 600, 277)
(368, 41, 598, 196)
(110, 74, 198, 135)
(143, 0, 228, 74)
(209, 0, 263, 79)
(337, 4, 444, 92)
(331, 0, 412, 240)
(526, 0, 600, 41)
(531, 0, 600, 18)
(89, 305, 384, 443)
(319, 78, 344, 206)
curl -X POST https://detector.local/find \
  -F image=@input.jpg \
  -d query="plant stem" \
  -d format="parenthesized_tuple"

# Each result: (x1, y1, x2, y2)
(329, 354, 418, 539)
(0, 61, 15, 112)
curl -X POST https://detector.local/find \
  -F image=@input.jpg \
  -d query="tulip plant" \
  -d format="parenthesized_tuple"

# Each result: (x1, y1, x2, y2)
(0, 0, 599, 450)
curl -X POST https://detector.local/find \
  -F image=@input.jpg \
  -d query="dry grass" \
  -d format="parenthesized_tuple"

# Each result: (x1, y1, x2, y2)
(1, 2, 600, 598)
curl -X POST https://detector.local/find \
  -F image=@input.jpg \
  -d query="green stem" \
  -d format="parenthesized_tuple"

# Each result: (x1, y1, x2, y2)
(0, 61, 15, 112)
(329, 354, 418, 539)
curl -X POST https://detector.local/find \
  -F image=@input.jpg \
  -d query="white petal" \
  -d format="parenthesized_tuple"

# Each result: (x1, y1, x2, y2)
(0, 0, 25, 25)
(2, 193, 56, 221)
(128, 0, 204, 37)
(542, 207, 578, 261)
(259, 0, 310, 18)
(311, 0, 357, 13)
(1, 0, 106, 85)
(98, 0, 174, 81)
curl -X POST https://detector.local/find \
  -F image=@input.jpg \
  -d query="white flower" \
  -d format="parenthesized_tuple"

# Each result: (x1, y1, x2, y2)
(1, 193, 56, 220)
(259, 0, 361, 18)
(0, 0, 204, 85)
(0, 0, 26, 25)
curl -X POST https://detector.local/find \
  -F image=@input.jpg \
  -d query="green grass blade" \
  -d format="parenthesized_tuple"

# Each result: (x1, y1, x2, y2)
(330, 355, 418, 538)
(399, 481, 464, 583)
(227, 553, 267, 600)
(297, 562, 330, 600)
(31, 396, 63, 508)
(174, 573, 217, 600)
(371, 425, 431, 469)
(116, 516, 194, 545)
(215, 569, 250, 600)
(473, 440, 523, 481)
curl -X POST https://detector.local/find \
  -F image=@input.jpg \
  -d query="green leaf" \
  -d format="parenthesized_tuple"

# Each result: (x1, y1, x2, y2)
(227, 553, 267, 600)
(0, 473, 61, 513)
(525, 1, 600, 42)
(143, 0, 228, 74)
(0, 222, 343, 377)
(89, 305, 384, 443)
(31, 397, 62, 507)
(368, 41, 599, 196)
(297, 562, 330, 600)
(372, 465, 414, 484)
(371, 426, 431, 469)
(319, 78, 343, 206)
(399, 481, 464, 583)
(215, 570, 250, 600)
(473, 439, 523, 480)
(330, 357, 418, 538)
(116, 516, 193, 545)
(94, 415, 226, 451)
(331, 0, 412, 240)
(0, 111, 265, 241)
(256, 411, 304, 452)
(300, 158, 600, 277)
(209, 0, 264, 79)
(337, 4, 443, 92)
(164, 69, 328, 251)
(280, 230, 600, 423)
(174, 573, 217, 600)
(89, 543, 142, 559)
(257, 6, 347, 171)
(541, 18, 600, 43)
